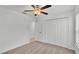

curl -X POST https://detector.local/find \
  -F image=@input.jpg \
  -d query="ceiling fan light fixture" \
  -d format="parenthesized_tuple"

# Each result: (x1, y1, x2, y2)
(34, 8, 41, 15)
(22, 5, 52, 16)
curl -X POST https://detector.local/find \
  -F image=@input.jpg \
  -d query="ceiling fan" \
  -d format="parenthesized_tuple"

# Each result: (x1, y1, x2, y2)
(22, 5, 52, 16)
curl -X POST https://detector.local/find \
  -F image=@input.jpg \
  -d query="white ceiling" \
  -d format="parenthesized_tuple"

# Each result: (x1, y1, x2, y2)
(0, 5, 75, 19)
(0, 5, 74, 14)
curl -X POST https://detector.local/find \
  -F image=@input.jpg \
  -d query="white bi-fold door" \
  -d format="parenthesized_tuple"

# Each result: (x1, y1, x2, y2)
(36, 17, 74, 49)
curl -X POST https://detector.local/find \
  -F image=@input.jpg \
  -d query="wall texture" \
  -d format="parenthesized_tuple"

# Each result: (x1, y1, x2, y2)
(0, 7, 34, 53)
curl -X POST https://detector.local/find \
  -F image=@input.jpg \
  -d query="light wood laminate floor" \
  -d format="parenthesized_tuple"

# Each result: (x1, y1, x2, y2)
(3, 41, 75, 54)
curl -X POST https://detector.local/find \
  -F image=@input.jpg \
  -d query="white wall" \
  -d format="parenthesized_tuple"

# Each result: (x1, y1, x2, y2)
(76, 13, 79, 53)
(75, 6, 79, 53)
(0, 7, 34, 53)
(36, 12, 75, 50)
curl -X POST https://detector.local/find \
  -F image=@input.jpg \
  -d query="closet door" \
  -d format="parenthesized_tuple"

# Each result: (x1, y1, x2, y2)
(39, 17, 74, 49)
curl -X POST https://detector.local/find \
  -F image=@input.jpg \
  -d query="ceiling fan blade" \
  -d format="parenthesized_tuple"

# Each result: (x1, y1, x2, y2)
(41, 11, 48, 15)
(40, 5, 52, 10)
(24, 10, 33, 12)
(22, 12, 27, 14)
(31, 5, 36, 9)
